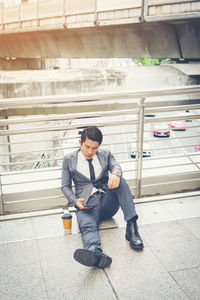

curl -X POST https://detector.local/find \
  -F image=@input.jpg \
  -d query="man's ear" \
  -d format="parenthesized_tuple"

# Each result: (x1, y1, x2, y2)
(79, 139, 82, 146)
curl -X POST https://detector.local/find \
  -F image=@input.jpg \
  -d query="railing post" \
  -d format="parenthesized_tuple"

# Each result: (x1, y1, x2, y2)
(63, 0, 66, 25)
(94, 0, 98, 25)
(37, 0, 40, 28)
(0, 174, 4, 215)
(1, 3, 4, 33)
(19, 2, 22, 30)
(6, 117, 12, 167)
(141, 0, 148, 21)
(135, 97, 145, 200)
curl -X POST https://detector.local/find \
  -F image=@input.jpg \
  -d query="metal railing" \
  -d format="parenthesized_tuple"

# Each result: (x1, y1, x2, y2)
(0, 85, 200, 215)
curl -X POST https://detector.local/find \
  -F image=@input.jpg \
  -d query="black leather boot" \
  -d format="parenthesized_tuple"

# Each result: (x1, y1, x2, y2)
(74, 247, 112, 269)
(126, 217, 144, 251)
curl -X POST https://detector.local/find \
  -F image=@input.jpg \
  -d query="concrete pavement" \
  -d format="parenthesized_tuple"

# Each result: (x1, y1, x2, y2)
(0, 195, 200, 300)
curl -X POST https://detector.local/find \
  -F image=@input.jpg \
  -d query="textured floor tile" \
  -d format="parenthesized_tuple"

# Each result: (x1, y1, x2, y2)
(136, 201, 175, 224)
(176, 217, 200, 239)
(100, 228, 167, 275)
(36, 234, 82, 263)
(31, 214, 65, 237)
(43, 262, 116, 300)
(0, 263, 47, 300)
(38, 235, 116, 300)
(171, 267, 200, 300)
(141, 221, 200, 271)
(0, 218, 34, 243)
(0, 240, 39, 268)
(107, 270, 188, 300)
(101, 229, 188, 300)
(162, 196, 200, 219)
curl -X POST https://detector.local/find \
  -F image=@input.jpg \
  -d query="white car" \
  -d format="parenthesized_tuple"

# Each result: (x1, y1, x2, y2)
(131, 142, 151, 158)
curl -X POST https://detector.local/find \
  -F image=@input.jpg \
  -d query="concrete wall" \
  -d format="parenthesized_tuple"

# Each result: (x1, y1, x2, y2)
(0, 64, 198, 120)
(0, 68, 125, 98)
(0, 65, 197, 99)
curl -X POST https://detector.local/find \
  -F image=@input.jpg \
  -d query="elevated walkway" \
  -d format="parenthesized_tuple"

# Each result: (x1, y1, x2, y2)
(0, 193, 200, 299)
(0, 0, 200, 58)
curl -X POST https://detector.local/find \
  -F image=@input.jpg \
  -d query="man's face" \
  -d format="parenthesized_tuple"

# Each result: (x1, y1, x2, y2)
(79, 137, 99, 160)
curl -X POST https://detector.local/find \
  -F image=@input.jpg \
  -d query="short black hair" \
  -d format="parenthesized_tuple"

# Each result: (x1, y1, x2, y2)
(81, 126, 103, 145)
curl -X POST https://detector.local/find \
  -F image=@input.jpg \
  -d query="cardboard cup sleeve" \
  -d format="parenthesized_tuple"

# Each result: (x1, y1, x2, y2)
(62, 213, 72, 230)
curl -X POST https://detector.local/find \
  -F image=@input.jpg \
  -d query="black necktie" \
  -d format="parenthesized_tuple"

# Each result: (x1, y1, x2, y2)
(87, 159, 95, 181)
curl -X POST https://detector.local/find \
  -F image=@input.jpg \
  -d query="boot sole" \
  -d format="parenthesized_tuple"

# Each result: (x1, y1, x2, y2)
(125, 233, 144, 251)
(74, 249, 112, 268)
(74, 249, 99, 267)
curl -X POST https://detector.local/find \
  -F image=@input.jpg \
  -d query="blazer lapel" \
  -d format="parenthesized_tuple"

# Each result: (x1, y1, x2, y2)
(71, 149, 91, 181)
(96, 151, 107, 180)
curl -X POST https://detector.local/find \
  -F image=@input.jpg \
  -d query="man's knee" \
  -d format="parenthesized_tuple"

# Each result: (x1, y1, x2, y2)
(118, 177, 129, 189)
(115, 177, 133, 198)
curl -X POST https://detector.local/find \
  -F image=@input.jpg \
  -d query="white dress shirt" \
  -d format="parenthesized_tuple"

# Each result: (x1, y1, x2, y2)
(77, 151, 102, 195)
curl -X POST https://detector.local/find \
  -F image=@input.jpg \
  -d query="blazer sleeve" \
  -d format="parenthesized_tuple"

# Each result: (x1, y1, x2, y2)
(108, 151, 122, 176)
(61, 155, 77, 207)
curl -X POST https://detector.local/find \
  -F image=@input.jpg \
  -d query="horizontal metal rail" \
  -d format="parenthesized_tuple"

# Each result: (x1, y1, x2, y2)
(0, 114, 199, 136)
(0, 129, 138, 147)
(0, 108, 139, 125)
(0, 85, 200, 109)
(0, 104, 200, 126)
(2, 158, 198, 187)
(3, 195, 65, 205)
(0, 134, 199, 157)
(0, 146, 199, 168)
(1, 135, 199, 158)
(142, 176, 200, 188)
(0, 119, 139, 136)
(1, 151, 199, 177)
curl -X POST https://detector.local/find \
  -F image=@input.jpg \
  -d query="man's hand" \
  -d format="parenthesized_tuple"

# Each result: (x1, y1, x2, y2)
(75, 198, 93, 210)
(108, 173, 120, 189)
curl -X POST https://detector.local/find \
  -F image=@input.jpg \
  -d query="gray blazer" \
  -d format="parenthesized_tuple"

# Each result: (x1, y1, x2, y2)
(61, 148, 122, 207)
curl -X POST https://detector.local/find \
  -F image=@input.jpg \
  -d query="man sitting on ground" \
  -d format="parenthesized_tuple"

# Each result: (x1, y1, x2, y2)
(61, 126, 143, 268)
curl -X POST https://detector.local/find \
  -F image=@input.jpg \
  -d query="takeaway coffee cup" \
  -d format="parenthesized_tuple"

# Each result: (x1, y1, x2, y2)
(62, 213, 72, 230)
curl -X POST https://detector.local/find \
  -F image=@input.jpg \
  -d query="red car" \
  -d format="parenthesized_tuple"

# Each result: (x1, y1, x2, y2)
(152, 124, 170, 137)
(195, 140, 200, 152)
(169, 120, 186, 131)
